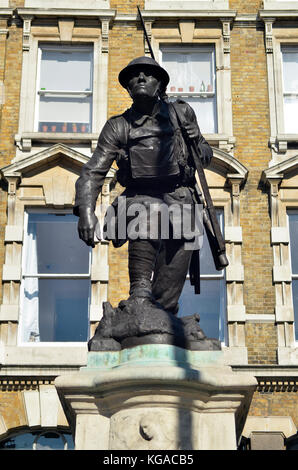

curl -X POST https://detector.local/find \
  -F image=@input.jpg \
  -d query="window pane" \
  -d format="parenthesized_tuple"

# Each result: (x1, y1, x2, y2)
(288, 212, 298, 341)
(162, 48, 215, 93)
(38, 95, 92, 130)
(185, 97, 217, 134)
(22, 278, 90, 342)
(288, 212, 298, 273)
(283, 96, 298, 134)
(161, 45, 217, 134)
(291, 279, 298, 341)
(178, 279, 225, 341)
(282, 47, 298, 93)
(25, 213, 90, 275)
(38, 278, 90, 342)
(178, 210, 225, 341)
(0, 432, 74, 450)
(0, 433, 35, 450)
(21, 212, 91, 343)
(35, 432, 65, 450)
(40, 47, 93, 92)
(38, 45, 93, 130)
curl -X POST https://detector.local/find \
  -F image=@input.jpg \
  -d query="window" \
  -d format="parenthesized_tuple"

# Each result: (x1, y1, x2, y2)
(178, 210, 226, 342)
(281, 45, 298, 134)
(287, 210, 298, 341)
(0, 430, 74, 450)
(19, 211, 91, 343)
(36, 44, 94, 133)
(160, 45, 217, 134)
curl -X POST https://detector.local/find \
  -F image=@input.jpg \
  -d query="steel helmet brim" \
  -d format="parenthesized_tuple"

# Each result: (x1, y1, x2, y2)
(118, 56, 170, 90)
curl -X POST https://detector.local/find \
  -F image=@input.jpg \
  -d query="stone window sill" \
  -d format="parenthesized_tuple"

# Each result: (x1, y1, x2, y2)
(15, 132, 99, 153)
(270, 134, 298, 153)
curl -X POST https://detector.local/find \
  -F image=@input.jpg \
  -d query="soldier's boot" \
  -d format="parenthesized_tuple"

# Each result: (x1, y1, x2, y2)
(119, 239, 164, 311)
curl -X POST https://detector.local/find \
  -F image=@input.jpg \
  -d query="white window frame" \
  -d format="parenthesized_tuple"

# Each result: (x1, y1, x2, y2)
(144, 0, 229, 11)
(280, 45, 298, 135)
(150, 23, 234, 152)
(262, 16, 298, 159)
(15, 12, 112, 155)
(34, 43, 94, 134)
(287, 209, 298, 345)
(18, 208, 92, 347)
(160, 44, 218, 134)
(181, 209, 227, 344)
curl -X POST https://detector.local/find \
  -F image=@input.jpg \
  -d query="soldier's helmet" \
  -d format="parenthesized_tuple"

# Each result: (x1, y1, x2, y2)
(118, 56, 170, 91)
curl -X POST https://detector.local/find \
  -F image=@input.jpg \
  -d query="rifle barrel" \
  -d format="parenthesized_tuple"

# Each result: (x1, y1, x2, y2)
(137, 6, 155, 60)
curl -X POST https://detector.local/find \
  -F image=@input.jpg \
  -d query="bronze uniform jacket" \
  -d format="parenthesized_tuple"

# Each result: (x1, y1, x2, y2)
(73, 99, 213, 216)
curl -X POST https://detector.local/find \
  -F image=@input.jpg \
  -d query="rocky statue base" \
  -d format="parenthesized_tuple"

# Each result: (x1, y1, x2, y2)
(55, 345, 257, 450)
(88, 299, 221, 352)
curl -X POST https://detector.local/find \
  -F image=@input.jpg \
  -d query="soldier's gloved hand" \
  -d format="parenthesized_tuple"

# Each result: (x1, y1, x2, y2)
(78, 206, 99, 248)
(182, 122, 200, 140)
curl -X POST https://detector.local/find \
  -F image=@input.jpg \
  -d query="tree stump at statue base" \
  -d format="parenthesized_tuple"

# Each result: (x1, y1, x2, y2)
(55, 344, 257, 450)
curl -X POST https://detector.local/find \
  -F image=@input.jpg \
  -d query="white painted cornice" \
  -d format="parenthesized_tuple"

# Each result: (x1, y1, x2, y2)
(262, 153, 298, 183)
(210, 147, 249, 181)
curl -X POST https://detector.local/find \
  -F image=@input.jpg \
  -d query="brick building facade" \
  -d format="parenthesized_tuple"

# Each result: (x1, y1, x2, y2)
(0, 0, 297, 450)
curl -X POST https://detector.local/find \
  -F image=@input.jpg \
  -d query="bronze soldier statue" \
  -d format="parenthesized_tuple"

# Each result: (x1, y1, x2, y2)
(74, 56, 221, 351)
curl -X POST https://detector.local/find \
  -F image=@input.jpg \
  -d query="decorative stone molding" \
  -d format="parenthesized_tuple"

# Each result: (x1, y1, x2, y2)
(179, 20, 195, 44)
(206, 149, 248, 363)
(23, 385, 68, 428)
(58, 18, 74, 42)
(220, 19, 231, 53)
(264, 19, 275, 54)
(262, 157, 298, 364)
(15, 132, 99, 154)
(143, 20, 153, 55)
(55, 347, 257, 450)
(22, 15, 34, 51)
(0, 415, 7, 437)
(101, 18, 110, 53)
(242, 416, 297, 439)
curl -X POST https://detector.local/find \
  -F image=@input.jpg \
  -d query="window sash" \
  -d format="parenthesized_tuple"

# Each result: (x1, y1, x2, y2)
(19, 210, 91, 344)
(160, 44, 217, 134)
(35, 44, 94, 132)
(281, 45, 298, 133)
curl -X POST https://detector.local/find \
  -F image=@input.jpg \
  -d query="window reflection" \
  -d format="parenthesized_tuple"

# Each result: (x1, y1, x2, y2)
(178, 210, 226, 342)
(0, 431, 74, 450)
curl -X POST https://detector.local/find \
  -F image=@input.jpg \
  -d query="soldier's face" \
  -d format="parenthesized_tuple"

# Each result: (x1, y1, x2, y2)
(126, 67, 161, 101)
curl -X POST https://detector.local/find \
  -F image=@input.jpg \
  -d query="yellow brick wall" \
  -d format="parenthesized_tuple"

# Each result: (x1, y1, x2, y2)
(0, 391, 27, 431)
(249, 390, 298, 428)
(0, 17, 23, 305)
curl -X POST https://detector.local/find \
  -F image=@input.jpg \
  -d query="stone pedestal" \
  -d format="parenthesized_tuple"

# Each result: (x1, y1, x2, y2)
(54, 345, 257, 450)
